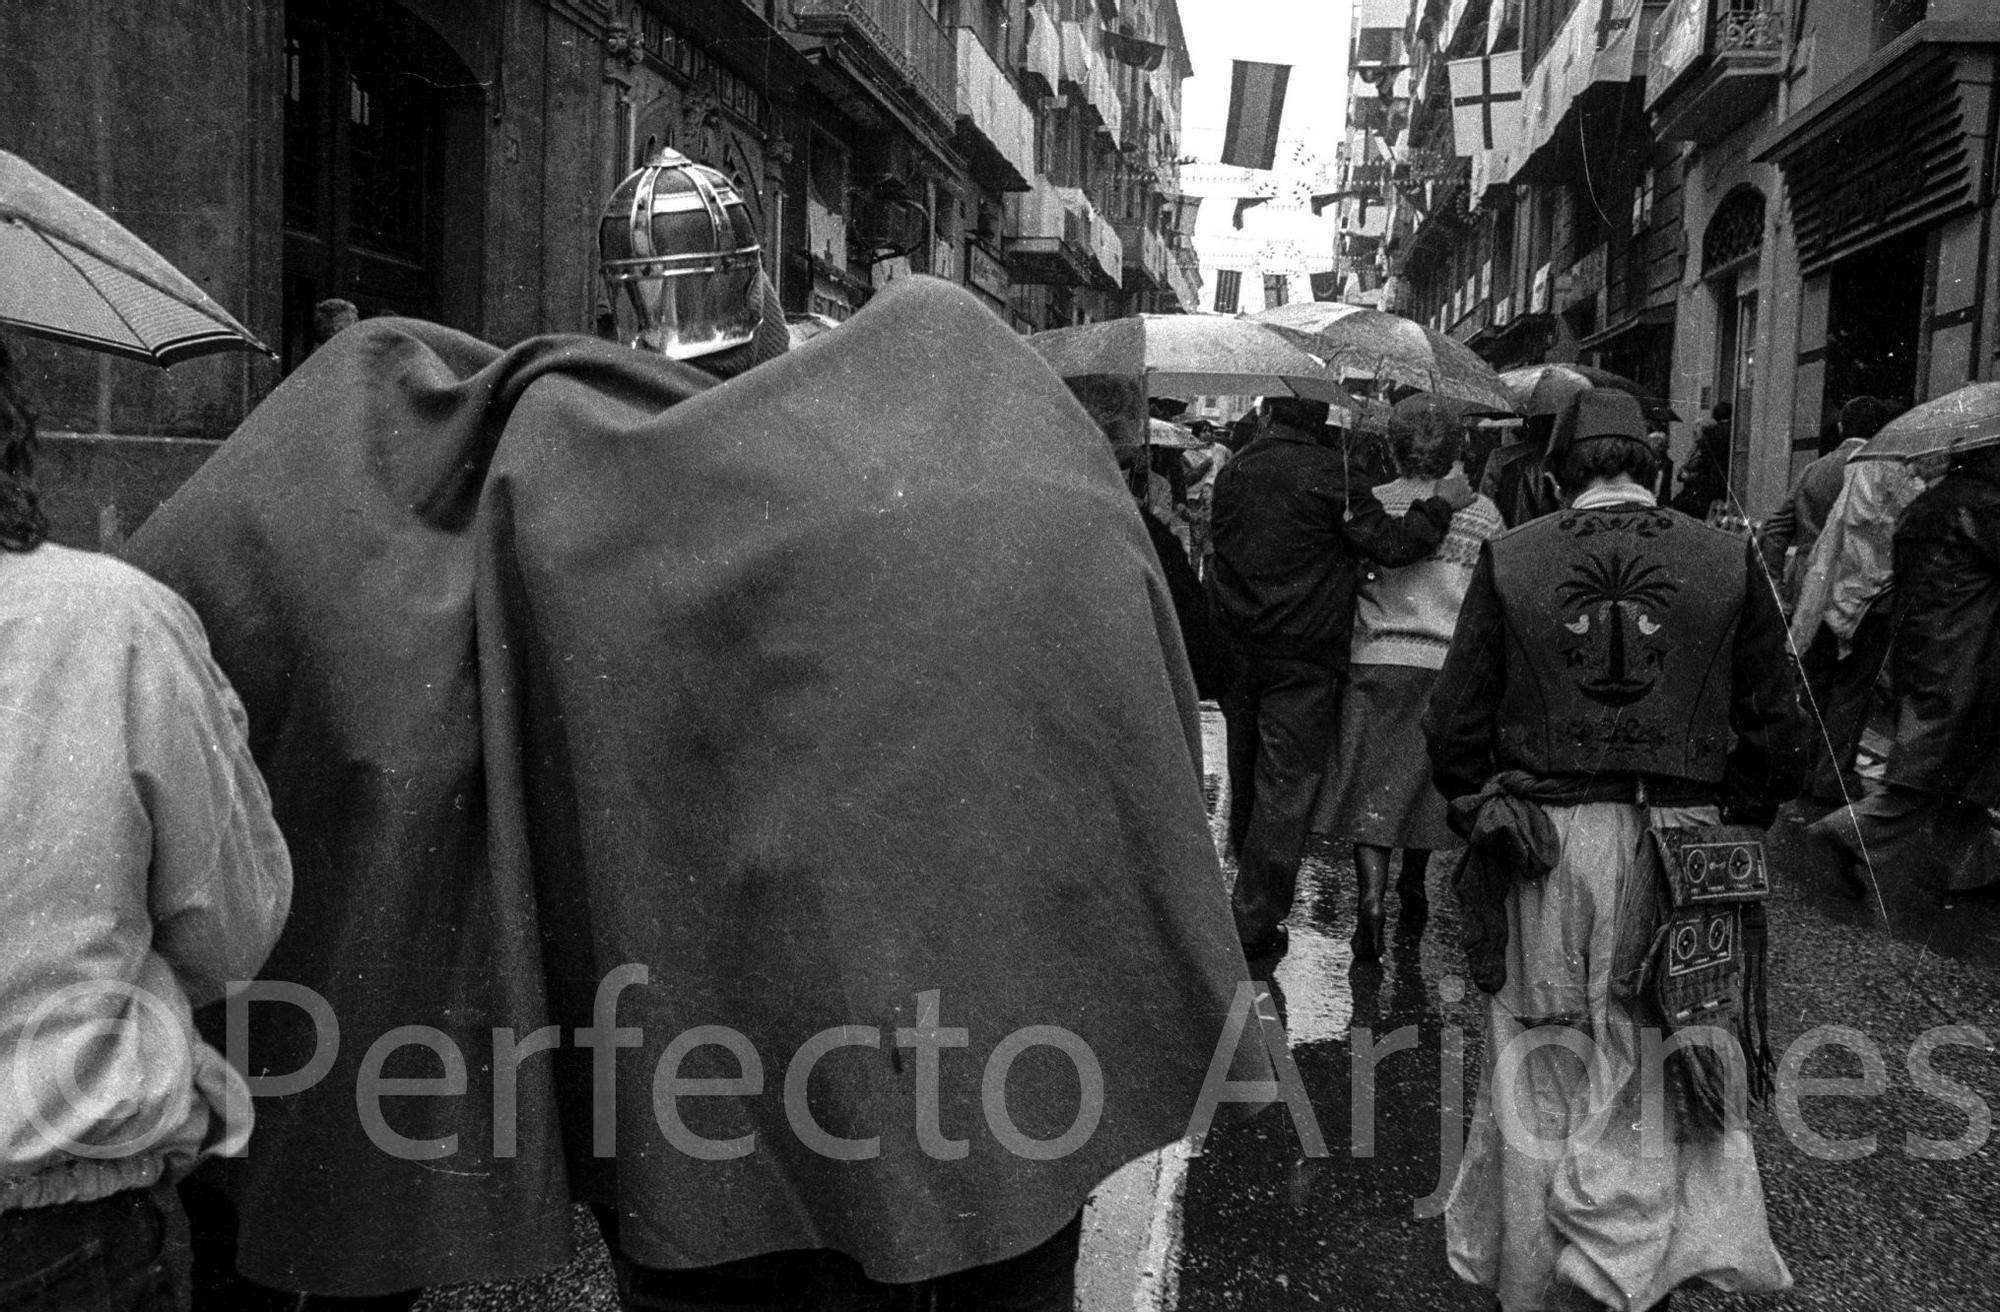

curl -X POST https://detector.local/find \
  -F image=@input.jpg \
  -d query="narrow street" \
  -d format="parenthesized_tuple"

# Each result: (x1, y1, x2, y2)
(422, 708, 2000, 1312)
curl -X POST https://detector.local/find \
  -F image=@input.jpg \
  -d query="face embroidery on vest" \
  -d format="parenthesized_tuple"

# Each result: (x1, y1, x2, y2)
(1556, 550, 1679, 708)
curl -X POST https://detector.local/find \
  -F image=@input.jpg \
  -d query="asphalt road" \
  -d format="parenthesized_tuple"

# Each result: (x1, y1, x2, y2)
(419, 710, 2000, 1311)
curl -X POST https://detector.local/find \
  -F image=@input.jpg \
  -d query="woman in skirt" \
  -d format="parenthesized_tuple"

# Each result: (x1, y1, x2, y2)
(1314, 395, 1504, 958)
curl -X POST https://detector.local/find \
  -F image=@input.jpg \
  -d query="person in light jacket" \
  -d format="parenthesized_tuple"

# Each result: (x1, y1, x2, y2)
(0, 333, 292, 1310)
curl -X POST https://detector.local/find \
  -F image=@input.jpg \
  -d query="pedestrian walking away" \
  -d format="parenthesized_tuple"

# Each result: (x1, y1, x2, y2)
(123, 151, 1271, 1310)
(1809, 443, 2000, 897)
(1207, 394, 1477, 962)
(1312, 393, 1503, 958)
(1424, 389, 1808, 1312)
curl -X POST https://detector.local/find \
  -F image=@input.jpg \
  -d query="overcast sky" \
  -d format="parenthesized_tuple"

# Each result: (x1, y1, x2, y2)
(1177, 0, 1351, 169)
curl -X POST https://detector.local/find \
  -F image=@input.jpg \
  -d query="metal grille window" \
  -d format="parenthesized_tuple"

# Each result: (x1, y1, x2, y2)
(1215, 268, 1242, 314)
(1702, 187, 1766, 276)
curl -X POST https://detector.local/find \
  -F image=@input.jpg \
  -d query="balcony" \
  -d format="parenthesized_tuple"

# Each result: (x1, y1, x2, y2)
(1115, 219, 1169, 291)
(1164, 238, 1202, 313)
(1647, 0, 1784, 144)
(1021, 10, 1061, 95)
(955, 29, 1035, 191)
(1060, 21, 1124, 149)
(1062, 185, 1124, 288)
(790, 0, 955, 126)
(1005, 174, 1093, 286)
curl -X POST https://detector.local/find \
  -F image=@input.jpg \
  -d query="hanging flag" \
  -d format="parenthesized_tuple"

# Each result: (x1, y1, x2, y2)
(1309, 270, 1339, 301)
(1102, 29, 1168, 71)
(1447, 51, 1524, 156)
(1231, 195, 1271, 229)
(1220, 60, 1291, 170)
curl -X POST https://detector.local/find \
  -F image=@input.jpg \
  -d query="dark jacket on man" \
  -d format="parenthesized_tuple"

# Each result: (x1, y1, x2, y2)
(1884, 454, 2000, 806)
(1206, 423, 1455, 667)
(1426, 497, 1806, 818)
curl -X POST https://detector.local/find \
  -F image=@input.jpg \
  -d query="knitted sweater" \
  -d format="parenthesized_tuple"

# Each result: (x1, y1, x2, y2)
(1351, 478, 1503, 668)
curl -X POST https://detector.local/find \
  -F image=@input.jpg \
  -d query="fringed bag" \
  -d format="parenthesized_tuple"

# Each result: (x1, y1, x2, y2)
(1642, 825, 1776, 1135)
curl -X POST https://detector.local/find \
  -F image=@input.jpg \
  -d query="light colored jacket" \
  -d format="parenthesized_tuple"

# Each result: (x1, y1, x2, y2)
(1789, 460, 1926, 658)
(1, 545, 291, 1212)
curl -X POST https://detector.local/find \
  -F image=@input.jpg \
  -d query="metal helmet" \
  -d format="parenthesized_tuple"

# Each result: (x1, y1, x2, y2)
(598, 148, 764, 362)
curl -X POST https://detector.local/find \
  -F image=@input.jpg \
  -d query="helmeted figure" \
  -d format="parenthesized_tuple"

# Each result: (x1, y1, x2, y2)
(1425, 389, 1806, 1312)
(129, 146, 1261, 1311)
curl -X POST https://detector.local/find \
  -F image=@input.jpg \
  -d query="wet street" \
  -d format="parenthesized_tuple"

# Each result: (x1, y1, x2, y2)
(1161, 708, 2000, 1312)
(420, 708, 2000, 1312)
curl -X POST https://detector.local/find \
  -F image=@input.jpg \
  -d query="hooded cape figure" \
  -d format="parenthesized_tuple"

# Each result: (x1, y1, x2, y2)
(124, 276, 1267, 1296)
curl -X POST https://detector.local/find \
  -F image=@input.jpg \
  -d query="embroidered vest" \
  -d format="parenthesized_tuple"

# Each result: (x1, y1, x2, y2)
(1488, 504, 1745, 784)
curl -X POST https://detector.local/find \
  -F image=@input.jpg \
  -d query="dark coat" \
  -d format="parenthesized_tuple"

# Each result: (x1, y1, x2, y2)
(1885, 460, 2000, 805)
(1141, 507, 1231, 700)
(124, 277, 1266, 1294)
(1205, 425, 1453, 668)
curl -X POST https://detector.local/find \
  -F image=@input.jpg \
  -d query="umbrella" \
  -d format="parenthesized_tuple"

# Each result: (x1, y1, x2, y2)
(1853, 382, 2000, 463)
(1147, 417, 1204, 449)
(0, 148, 272, 366)
(1030, 315, 1355, 404)
(1251, 302, 1515, 413)
(1499, 363, 1680, 425)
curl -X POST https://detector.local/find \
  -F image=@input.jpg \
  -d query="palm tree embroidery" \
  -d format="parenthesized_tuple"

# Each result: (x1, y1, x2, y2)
(1557, 552, 1679, 707)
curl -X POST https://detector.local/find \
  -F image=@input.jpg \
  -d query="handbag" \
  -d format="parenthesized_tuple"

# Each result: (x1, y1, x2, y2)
(1643, 824, 1776, 1132)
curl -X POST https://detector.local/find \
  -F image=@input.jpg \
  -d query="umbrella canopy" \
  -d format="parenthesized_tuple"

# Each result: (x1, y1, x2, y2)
(1147, 417, 1204, 449)
(1251, 301, 1515, 413)
(1030, 314, 1354, 403)
(1854, 381, 2000, 464)
(1499, 362, 1680, 424)
(0, 148, 272, 367)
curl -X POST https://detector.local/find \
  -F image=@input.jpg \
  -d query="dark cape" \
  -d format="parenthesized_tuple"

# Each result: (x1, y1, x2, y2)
(124, 277, 1264, 1294)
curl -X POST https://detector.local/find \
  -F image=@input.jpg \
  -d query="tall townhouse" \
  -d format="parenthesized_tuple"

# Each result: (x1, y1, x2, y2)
(2, 0, 1201, 549)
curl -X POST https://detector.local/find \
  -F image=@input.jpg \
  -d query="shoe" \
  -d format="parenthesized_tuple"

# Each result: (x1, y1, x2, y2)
(1350, 904, 1384, 962)
(1802, 817, 1870, 899)
(1241, 924, 1289, 963)
(1396, 872, 1429, 935)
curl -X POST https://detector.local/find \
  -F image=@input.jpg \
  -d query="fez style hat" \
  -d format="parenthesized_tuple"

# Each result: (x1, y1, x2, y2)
(1548, 388, 1650, 464)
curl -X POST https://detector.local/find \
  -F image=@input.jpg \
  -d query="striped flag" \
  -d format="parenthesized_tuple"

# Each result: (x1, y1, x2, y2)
(1220, 60, 1291, 170)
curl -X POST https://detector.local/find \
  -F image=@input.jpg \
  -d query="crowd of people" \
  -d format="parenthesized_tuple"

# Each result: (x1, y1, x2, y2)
(3, 145, 1994, 1312)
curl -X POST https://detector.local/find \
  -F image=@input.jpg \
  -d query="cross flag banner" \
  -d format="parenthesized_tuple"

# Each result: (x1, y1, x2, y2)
(1447, 51, 1523, 156)
(1220, 60, 1291, 170)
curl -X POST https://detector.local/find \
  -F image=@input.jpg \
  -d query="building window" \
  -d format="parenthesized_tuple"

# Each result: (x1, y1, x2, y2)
(1215, 268, 1242, 314)
(1263, 273, 1288, 308)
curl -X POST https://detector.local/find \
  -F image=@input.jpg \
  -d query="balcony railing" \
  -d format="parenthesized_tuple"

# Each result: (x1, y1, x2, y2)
(1060, 21, 1123, 149)
(955, 29, 1035, 187)
(1114, 219, 1169, 289)
(791, 0, 955, 125)
(1058, 184, 1123, 287)
(1645, 0, 1784, 143)
(1006, 174, 1088, 286)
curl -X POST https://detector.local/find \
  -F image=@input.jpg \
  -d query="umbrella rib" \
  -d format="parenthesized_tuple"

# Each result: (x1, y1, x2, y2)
(29, 224, 160, 354)
(4, 209, 258, 342)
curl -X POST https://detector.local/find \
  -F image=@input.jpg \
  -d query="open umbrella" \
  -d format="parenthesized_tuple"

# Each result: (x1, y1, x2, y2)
(1499, 363, 1679, 425)
(0, 148, 272, 366)
(1030, 315, 1354, 403)
(1251, 301, 1516, 413)
(1147, 417, 1204, 449)
(1853, 381, 2000, 463)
